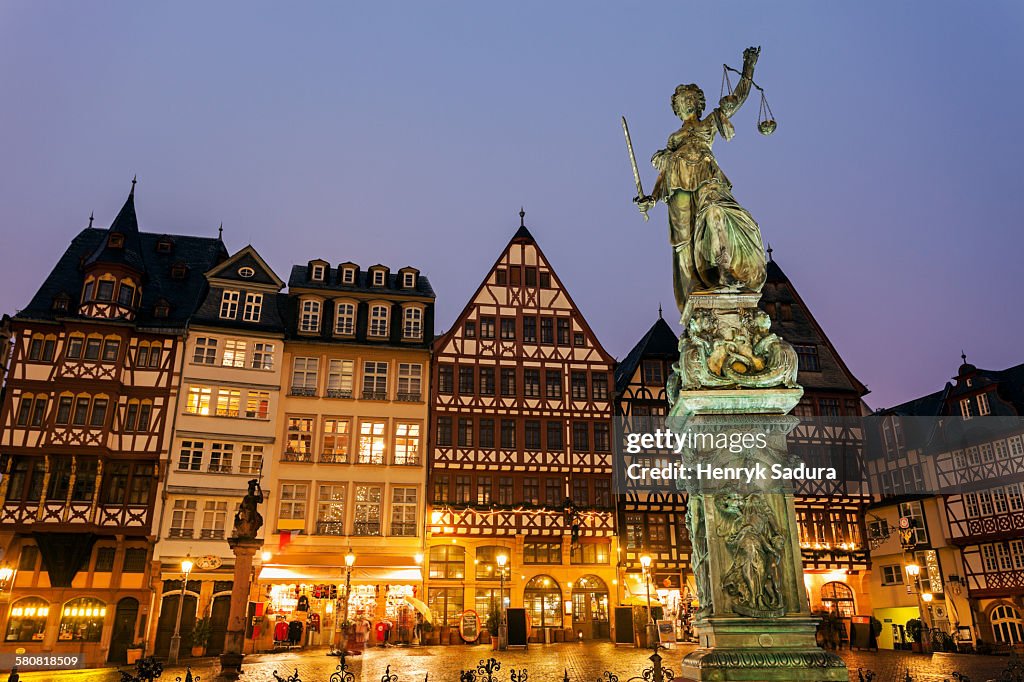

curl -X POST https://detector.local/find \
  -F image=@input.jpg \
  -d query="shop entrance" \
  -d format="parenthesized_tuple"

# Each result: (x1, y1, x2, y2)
(206, 595, 231, 656)
(107, 597, 139, 664)
(524, 575, 563, 637)
(154, 593, 197, 658)
(571, 575, 609, 640)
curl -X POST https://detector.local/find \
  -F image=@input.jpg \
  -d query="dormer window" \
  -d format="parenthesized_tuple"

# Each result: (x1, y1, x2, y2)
(402, 272, 416, 289)
(372, 270, 386, 287)
(368, 304, 390, 337)
(154, 302, 170, 318)
(311, 264, 326, 282)
(108, 233, 125, 249)
(171, 262, 188, 280)
(220, 290, 240, 319)
(977, 392, 991, 416)
(156, 237, 173, 254)
(341, 267, 356, 285)
(52, 294, 70, 312)
(403, 306, 423, 339)
(239, 266, 255, 278)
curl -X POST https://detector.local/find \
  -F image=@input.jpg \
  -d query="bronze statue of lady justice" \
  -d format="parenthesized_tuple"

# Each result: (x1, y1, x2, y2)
(625, 46, 770, 314)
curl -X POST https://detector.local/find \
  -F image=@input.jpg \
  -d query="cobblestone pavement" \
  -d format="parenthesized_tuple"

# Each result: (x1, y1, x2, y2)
(13, 644, 1020, 682)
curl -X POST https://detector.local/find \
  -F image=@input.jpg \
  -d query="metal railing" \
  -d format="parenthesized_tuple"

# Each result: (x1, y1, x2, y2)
(282, 450, 313, 463)
(315, 521, 346, 536)
(353, 521, 381, 536)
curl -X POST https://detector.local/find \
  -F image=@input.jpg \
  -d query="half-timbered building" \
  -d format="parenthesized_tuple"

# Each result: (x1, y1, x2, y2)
(0, 184, 227, 666)
(868, 358, 1024, 650)
(149, 246, 287, 658)
(427, 213, 618, 641)
(258, 257, 434, 648)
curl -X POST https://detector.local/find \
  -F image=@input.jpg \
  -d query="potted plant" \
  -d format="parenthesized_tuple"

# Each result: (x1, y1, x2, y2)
(906, 618, 923, 653)
(126, 641, 145, 665)
(486, 610, 500, 650)
(190, 618, 212, 657)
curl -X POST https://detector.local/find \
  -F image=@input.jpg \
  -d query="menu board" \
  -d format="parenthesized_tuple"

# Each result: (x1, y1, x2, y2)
(614, 607, 635, 645)
(459, 609, 480, 642)
(506, 608, 528, 648)
(656, 620, 676, 644)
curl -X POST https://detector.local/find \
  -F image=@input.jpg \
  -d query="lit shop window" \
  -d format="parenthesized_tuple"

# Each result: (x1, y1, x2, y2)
(5, 598, 49, 642)
(58, 598, 106, 642)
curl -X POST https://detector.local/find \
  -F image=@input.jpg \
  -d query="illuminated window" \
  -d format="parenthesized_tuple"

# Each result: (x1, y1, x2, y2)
(353, 484, 382, 535)
(222, 340, 246, 368)
(6, 597, 50, 642)
(58, 598, 106, 642)
(394, 423, 421, 465)
(358, 421, 386, 464)
(185, 386, 213, 416)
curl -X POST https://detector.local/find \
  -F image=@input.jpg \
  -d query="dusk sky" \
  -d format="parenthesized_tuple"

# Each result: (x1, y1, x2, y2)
(2, 2, 1022, 410)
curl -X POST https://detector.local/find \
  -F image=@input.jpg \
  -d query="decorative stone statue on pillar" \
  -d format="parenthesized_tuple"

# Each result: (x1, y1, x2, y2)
(626, 48, 847, 681)
(218, 480, 265, 681)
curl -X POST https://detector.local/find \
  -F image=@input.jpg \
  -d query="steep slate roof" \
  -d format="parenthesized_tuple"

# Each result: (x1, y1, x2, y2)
(760, 257, 868, 396)
(82, 186, 146, 272)
(614, 316, 677, 392)
(18, 191, 228, 329)
(287, 264, 435, 298)
(880, 360, 1024, 417)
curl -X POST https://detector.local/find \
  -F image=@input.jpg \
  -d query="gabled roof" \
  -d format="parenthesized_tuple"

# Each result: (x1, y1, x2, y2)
(83, 183, 145, 273)
(205, 245, 285, 290)
(615, 317, 677, 392)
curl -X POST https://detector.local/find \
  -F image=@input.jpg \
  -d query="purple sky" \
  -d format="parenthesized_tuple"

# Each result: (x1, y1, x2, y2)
(2, 2, 1023, 410)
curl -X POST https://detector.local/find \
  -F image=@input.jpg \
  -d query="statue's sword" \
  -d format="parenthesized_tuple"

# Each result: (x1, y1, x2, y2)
(621, 115, 648, 221)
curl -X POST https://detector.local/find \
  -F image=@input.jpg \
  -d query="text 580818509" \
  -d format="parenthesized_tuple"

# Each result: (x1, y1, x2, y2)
(2, 654, 83, 670)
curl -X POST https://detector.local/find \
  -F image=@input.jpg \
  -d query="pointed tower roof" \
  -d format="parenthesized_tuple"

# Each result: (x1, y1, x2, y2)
(615, 316, 678, 391)
(512, 207, 534, 241)
(85, 179, 145, 272)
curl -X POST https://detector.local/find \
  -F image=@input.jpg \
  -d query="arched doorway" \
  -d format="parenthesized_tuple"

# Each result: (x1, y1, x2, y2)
(207, 594, 231, 656)
(991, 604, 1024, 646)
(108, 598, 140, 663)
(820, 582, 855, 618)
(523, 575, 562, 637)
(154, 591, 198, 658)
(571, 575, 609, 640)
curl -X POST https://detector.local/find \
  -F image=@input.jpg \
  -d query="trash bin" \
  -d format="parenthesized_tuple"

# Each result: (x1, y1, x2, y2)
(544, 627, 552, 644)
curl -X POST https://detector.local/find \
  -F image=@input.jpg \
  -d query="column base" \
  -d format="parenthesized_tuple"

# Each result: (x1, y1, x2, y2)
(678, 617, 847, 682)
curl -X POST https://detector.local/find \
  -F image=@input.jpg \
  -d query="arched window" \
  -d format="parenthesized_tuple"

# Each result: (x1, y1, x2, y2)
(5, 597, 50, 642)
(299, 299, 321, 333)
(334, 301, 356, 336)
(403, 306, 423, 339)
(59, 597, 106, 642)
(992, 604, 1024, 645)
(428, 545, 465, 580)
(369, 304, 390, 337)
(571, 575, 610, 628)
(524, 575, 563, 628)
(475, 546, 511, 580)
(820, 581, 855, 618)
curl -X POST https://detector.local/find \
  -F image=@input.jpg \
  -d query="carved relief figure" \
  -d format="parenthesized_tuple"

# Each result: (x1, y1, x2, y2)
(717, 493, 786, 617)
(686, 493, 713, 616)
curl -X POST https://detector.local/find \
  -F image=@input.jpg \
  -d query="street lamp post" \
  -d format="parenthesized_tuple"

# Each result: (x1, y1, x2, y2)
(341, 548, 355, 647)
(905, 563, 930, 650)
(496, 553, 508, 650)
(640, 555, 657, 649)
(168, 555, 194, 665)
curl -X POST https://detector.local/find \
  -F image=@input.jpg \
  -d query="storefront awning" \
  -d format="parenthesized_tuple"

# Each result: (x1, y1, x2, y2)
(258, 565, 422, 583)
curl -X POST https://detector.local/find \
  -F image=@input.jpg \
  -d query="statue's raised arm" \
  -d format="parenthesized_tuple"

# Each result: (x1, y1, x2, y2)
(718, 47, 760, 119)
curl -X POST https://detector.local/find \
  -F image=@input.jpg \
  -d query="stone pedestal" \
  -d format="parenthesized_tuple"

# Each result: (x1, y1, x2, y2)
(218, 537, 262, 681)
(668, 293, 846, 682)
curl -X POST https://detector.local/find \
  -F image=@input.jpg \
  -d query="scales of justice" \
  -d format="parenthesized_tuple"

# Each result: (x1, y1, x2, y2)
(622, 47, 847, 681)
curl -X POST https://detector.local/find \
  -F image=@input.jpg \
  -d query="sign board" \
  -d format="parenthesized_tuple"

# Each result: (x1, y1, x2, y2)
(849, 616, 873, 650)
(656, 619, 676, 644)
(506, 608, 528, 648)
(898, 516, 911, 529)
(194, 555, 223, 570)
(459, 609, 480, 642)
(614, 606, 635, 645)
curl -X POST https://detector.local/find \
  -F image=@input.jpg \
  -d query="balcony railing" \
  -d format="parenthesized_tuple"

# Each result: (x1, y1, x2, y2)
(315, 521, 346, 536)
(289, 386, 317, 397)
(354, 521, 381, 536)
(244, 409, 270, 420)
(396, 392, 421, 402)
(319, 452, 349, 464)
(390, 523, 417, 537)
(393, 455, 421, 466)
(200, 528, 224, 540)
(208, 463, 233, 474)
(214, 408, 240, 418)
(169, 527, 193, 539)
(282, 450, 313, 463)
(362, 390, 388, 401)
(326, 388, 353, 399)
